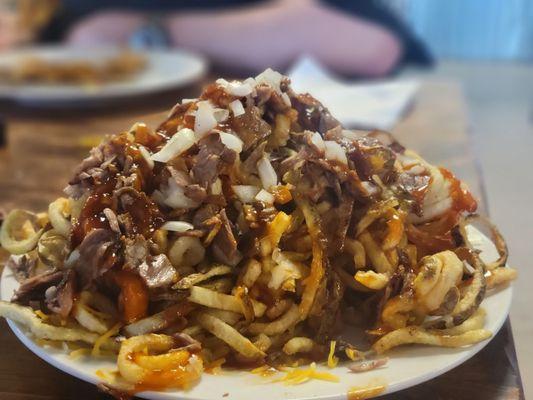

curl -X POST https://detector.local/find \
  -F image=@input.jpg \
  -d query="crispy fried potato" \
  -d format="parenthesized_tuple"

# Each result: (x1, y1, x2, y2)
(123, 303, 192, 337)
(0, 210, 44, 255)
(203, 308, 242, 325)
(118, 334, 202, 387)
(189, 286, 243, 313)
(283, 337, 315, 355)
(0, 301, 118, 349)
(486, 267, 517, 289)
(253, 333, 272, 352)
(196, 312, 265, 359)
(358, 231, 392, 274)
(344, 239, 366, 269)
(188, 286, 264, 318)
(437, 308, 486, 335)
(174, 265, 232, 290)
(354, 270, 389, 290)
(248, 304, 301, 335)
(239, 259, 262, 288)
(48, 198, 72, 238)
(373, 326, 492, 354)
(72, 302, 110, 334)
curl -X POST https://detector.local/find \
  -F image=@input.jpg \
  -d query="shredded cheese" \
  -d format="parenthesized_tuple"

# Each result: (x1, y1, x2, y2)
(328, 341, 339, 368)
(276, 362, 339, 385)
(92, 323, 121, 356)
(69, 348, 91, 360)
(34, 310, 49, 320)
(345, 347, 360, 361)
(251, 365, 278, 377)
(205, 357, 226, 375)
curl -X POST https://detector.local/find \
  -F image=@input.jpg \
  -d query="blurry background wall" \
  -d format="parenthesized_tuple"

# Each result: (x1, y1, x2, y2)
(391, 0, 533, 61)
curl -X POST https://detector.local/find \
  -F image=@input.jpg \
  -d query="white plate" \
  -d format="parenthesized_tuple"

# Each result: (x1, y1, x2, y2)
(0, 226, 512, 399)
(0, 46, 207, 105)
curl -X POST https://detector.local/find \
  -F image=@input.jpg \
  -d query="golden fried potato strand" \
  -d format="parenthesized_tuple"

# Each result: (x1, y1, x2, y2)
(373, 326, 492, 354)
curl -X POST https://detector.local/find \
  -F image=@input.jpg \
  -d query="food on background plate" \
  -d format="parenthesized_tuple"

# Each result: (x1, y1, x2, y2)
(0, 50, 146, 86)
(0, 69, 516, 394)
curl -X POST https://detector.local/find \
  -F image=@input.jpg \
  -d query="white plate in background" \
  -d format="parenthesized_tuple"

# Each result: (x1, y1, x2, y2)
(0, 227, 512, 399)
(0, 46, 207, 105)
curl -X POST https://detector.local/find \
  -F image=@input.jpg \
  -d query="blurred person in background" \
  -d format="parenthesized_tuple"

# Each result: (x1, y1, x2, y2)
(1, 0, 432, 77)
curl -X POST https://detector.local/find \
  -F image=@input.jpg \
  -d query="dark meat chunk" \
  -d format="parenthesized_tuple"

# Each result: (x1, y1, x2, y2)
(311, 269, 345, 342)
(367, 130, 405, 154)
(123, 234, 149, 269)
(397, 172, 431, 212)
(320, 195, 354, 256)
(172, 332, 202, 352)
(184, 184, 207, 203)
(103, 208, 120, 233)
(192, 133, 237, 188)
(117, 213, 134, 236)
(291, 93, 340, 134)
(230, 106, 271, 152)
(6, 254, 37, 283)
(12, 270, 63, 305)
(65, 140, 120, 198)
(45, 269, 76, 318)
(254, 85, 273, 106)
(137, 254, 177, 289)
(241, 140, 267, 178)
(113, 187, 163, 237)
(71, 228, 120, 289)
(211, 209, 242, 266)
(338, 135, 396, 183)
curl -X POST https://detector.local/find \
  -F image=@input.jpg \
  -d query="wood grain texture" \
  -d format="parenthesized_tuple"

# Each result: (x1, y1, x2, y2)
(0, 81, 523, 399)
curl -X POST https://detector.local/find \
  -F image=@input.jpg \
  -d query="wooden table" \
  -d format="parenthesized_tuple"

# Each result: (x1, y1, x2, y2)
(0, 81, 524, 399)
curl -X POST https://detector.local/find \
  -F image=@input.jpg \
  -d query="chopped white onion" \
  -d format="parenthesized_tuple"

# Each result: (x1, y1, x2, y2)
(151, 128, 196, 163)
(281, 92, 291, 107)
(138, 145, 154, 169)
(216, 78, 254, 97)
(181, 98, 198, 104)
(463, 260, 475, 274)
(361, 181, 379, 196)
(232, 185, 260, 203)
(167, 103, 180, 117)
(213, 108, 229, 123)
(218, 131, 243, 153)
(255, 189, 274, 204)
(309, 131, 325, 153)
(229, 99, 245, 117)
(161, 221, 194, 232)
(406, 165, 425, 175)
(257, 155, 278, 190)
(269, 249, 305, 290)
(194, 101, 218, 138)
(211, 178, 222, 195)
(255, 68, 283, 93)
(324, 141, 348, 165)
(243, 77, 257, 87)
(216, 78, 229, 86)
(160, 178, 198, 209)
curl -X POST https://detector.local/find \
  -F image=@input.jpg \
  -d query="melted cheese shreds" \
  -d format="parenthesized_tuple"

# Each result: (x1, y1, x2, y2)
(328, 340, 339, 368)
(92, 322, 121, 356)
(69, 348, 92, 360)
(345, 347, 362, 361)
(276, 362, 339, 385)
(34, 310, 49, 320)
(251, 365, 278, 377)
